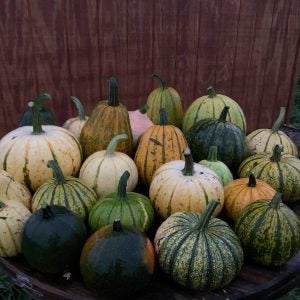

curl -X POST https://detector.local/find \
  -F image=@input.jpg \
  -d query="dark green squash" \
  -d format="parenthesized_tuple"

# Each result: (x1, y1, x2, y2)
(80, 220, 155, 298)
(21, 205, 88, 274)
(186, 106, 246, 172)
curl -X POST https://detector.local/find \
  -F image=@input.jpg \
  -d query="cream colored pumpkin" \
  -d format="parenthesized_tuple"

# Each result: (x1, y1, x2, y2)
(0, 170, 31, 209)
(149, 148, 224, 219)
(79, 134, 138, 198)
(0, 200, 31, 257)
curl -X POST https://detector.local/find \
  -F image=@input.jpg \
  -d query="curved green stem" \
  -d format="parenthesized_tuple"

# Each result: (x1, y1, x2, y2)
(112, 219, 123, 232)
(219, 106, 230, 122)
(108, 77, 119, 106)
(196, 199, 220, 231)
(207, 146, 218, 162)
(271, 107, 286, 133)
(270, 144, 284, 162)
(159, 108, 168, 125)
(117, 171, 130, 201)
(247, 172, 257, 187)
(207, 86, 217, 98)
(139, 104, 149, 114)
(105, 134, 128, 156)
(71, 96, 86, 120)
(152, 73, 167, 90)
(47, 160, 66, 185)
(42, 205, 54, 219)
(182, 148, 195, 176)
(269, 192, 282, 209)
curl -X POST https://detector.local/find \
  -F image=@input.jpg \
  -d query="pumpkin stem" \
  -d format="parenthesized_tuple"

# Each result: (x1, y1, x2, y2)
(0, 201, 6, 209)
(117, 171, 130, 201)
(108, 77, 119, 106)
(247, 172, 257, 187)
(182, 148, 195, 176)
(47, 160, 66, 185)
(152, 73, 167, 90)
(207, 146, 218, 162)
(29, 93, 52, 135)
(271, 107, 286, 133)
(112, 219, 123, 232)
(70, 96, 86, 120)
(270, 144, 284, 162)
(105, 134, 128, 157)
(207, 86, 217, 98)
(139, 104, 149, 114)
(269, 192, 282, 209)
(219, 106, 230, 122)
(196, 199, 220, 231)
(159, 108, 168, 125)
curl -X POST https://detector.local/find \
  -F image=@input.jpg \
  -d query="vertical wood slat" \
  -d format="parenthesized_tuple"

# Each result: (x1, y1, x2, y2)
(0, 0, 299, 138)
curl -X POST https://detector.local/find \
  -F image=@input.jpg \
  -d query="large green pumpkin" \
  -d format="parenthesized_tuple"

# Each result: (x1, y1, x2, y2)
(80, 220, 155, 298)
(182, 86, 246, 134)
(154, 199, 244, 290)
(31, 160, 98, 220)
(235, 193, 300, 266)
(186, 106, 246, 172)
(21, 205, 88, 274)
(88, 171, 154, 233)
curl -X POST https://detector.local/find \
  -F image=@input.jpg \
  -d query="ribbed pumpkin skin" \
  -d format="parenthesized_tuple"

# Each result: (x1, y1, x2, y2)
(182, 89, 246, 134)
(62, 116, 89, 140)
(186, 116, 246, 171)
(0, 126, 82, 191)
(149, 160, 224, 219)
(80, 100, 133, 159)
(80, 222, 155, 298)
(238, 151, 300, 202)
(0, 170, 31, 209)
(0, 200, 31, 257)
(154, 210, 244, 290)
(21, 205, 88, 274)
(235, 195, 300, 266)
(224, 176, 276, 221)
(31, 176, 98, 220)
(134, 125, 188, 186)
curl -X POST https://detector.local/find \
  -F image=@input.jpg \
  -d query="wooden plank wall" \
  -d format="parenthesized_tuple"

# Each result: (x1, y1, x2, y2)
(0, 0, 299, 138)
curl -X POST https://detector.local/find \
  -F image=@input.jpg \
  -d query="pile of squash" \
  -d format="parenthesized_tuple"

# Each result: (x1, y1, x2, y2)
(0, 74, 300, 299)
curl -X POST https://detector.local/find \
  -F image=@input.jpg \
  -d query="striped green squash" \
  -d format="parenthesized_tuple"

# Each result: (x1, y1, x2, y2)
(238, 144, 300, 202)
(31, 160, 97, 220)
(186, 106, 246, 172)
(154, 199, 244, 290)
(147, 73, 183, 128)
(182, 86, 246, 134)
(235, 193, 300, 266)
(88, 171, 154, 233)
(246, 107, 298, 156)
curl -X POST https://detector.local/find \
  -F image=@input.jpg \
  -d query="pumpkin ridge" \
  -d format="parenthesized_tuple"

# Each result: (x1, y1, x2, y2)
(196, 179, 210, 206)
(245, 208, 270, 241)
(203, 234, 213, 288)
(281, 212, 299, 253)
(256, 160, 272, 178)
(0, 232, 8, 256)
(262, 132, 273, 153)
(193, 102, 204, 125)
(3, 219, 18, 254)
(124, 200, 137, 227)
(66, 182, 90, 216)
(218, 96, 232, 122)
(106, 200, 119, 224)
(135, 199, 150, 229)
(93, 157, 106, 192)
(166, 177, 180, 217)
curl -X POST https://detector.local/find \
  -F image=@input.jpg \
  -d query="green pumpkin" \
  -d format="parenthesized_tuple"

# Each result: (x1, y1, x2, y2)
(31, 160, 98, 220)
(147, 73, 183, 128)
(199, 146, 233, 186)
(80, 220, 155, 298)
(154, 199, 244, 290)
(235, 193, 300, 266)
(186, 106, 246, 172)
(21, 205, 88, 274)
(88, 171, 154, 233)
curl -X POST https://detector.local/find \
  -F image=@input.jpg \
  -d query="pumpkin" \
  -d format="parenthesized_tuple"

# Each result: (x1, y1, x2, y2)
(0, 94, 82, 191)
(31, 160, 97, 220)
(79, 134, 138, 198)
(199, 145, 233, 186)
(224, 173, 276, 221)
(88, 171, 154, 233)
(235, 193, 300, 266)
(128, 104, 153, 150)
(149, 148, 224, 219)
(147, 73, 183, 128)
(80, 220, 155, 298)
(134, 108, 188, 186)
(21, 205, 87, 274)
(0, 200, 31, 257)
(62, 96, 89, 139)
(246, 107, 298, 156)
(0, 170, 31, 209)
(238, 144, 300, 202)
(154, 199, 244, 290)
(182, 86, 246, 134)
(186, 106, 246, 172)
(80, 77, 133, 159)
